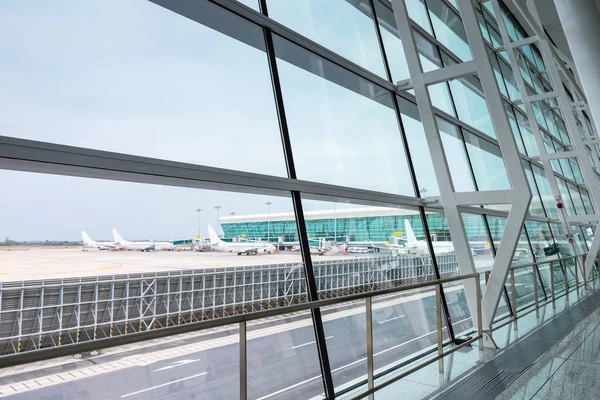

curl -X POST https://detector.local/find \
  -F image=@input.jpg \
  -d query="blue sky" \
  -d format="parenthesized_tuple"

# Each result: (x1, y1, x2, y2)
(0, 0, 468, 241)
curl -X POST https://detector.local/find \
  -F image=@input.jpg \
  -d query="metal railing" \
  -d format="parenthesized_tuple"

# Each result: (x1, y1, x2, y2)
(0, 273, 482, 399)
(488, 254, 597, 332)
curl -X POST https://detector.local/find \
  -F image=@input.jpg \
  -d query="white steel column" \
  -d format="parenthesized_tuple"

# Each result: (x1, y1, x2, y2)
(390, 0, 531, 345)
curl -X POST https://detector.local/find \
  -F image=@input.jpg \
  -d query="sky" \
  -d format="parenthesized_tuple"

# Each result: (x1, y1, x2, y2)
(0, 0, 482, 241)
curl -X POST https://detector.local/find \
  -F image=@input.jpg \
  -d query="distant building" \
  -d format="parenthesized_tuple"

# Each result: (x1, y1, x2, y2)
(219, 207, 498, 244)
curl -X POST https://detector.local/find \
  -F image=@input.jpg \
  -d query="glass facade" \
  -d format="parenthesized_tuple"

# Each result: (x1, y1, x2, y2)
(0, 0, 597, 399)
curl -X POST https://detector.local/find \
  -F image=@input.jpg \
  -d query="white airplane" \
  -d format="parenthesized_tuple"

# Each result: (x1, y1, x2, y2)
(81, 231, 118, 251)
(112, 229, 176, 252)
(373, 220, 455, 256)
(208, 225, 276, 255)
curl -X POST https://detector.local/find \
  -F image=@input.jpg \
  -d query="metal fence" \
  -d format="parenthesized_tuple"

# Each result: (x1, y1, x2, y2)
(0, 253, 458, 355)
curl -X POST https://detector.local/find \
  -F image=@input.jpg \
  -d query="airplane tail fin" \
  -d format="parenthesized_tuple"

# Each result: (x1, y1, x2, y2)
(81, 231, 94, 245)
(112, 229, 126, 244)
(404, 220, 417, 243)
(207, 225, 221, 245)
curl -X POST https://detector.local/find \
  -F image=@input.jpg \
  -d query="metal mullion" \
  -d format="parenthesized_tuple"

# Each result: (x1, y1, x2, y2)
(369, 0, 394, 84)
(260, 1, 334, 396)
(420, 207, 456, 342)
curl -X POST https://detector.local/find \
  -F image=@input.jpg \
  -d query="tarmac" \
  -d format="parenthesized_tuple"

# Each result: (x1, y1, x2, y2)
(0, 248, 364, 282)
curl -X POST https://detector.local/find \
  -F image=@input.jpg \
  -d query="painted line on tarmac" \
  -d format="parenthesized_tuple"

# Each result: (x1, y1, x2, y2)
(257, 330, 440, 400)
(153, 359, 201, 372)
(121, 372, 207, 398)
(378, 315, 406, 324)
(291, 336, 333, 349)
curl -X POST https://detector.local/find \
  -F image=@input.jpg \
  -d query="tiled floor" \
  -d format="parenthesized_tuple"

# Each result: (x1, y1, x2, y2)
(495, 304, 600, 400)
(369, 282, 600, 400)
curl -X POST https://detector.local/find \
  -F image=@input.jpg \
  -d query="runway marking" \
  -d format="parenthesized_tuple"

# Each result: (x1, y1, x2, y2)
(153, 359, 201, 372)
(378, 315, 405, 324)
(292, 336, 333, 349)
(97, 266, 119, 271)
(120, 372, 207, 398)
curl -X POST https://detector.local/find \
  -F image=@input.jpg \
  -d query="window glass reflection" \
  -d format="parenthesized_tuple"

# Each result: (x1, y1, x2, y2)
(267, 0, 387, 77)
(525, 221, 557, 261)
(549, 223, 572, 257)
(556, 178, 576, 216)
(531, 165, 559, 219)
(274, 36, 414, 195)
(522, 161, 546, 217)
(0, 0, 287, 176)
(448, 77, 495, 139)
(398, 97, 440, 197)
(567, 182, 586, 215)
(406, 0, 433, 34)
(464, 132, 511, 191)
(438, 118, 476, 192)
(427, 0, 472, 61)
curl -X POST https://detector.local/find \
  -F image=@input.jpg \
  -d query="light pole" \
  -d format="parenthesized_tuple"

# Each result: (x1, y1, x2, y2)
(265, 201, 272, 242)
(196, 208, 202, 236)
(214, 205, 222, 236)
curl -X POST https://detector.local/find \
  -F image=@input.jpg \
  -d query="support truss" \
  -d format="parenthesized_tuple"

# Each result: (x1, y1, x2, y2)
(390, 0, 531, 342)
(496, 0, 600, 284)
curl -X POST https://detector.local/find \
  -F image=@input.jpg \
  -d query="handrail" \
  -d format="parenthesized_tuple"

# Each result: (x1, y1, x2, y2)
(0, 273, 478, 368)
(508, 254, 580, 271)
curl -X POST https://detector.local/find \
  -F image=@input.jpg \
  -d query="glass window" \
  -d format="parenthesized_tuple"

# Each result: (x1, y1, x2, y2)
(267, 0, 387, 77)
(516, 112, 540, 157)
(525, 220, 557, 261)
(438, 118, 476, 192)
(532, 164, 559, 219)
(505, 103, 527, 155)
(429, 82, 456, 115)
(570, 159, 584, 184)
(406, 0, 434, 34)
(489, 50, 509, 98)
(464, 132, 511, 191)
(237, 0, 259, 10)
(487, 216, 533, 268)
(274, 35, 415, 195)
(427, 0, 472, 61)
(549, 223, 573, 257)
(398, 96, 440, 197)
(462, 212, 494, 271)
(581, 190, 595, 214)
(498, 55, 521, 101)
(571, 225, 587, 255)
(0, 0, 288, 176)
(448, 76, 496, 138)
(559, 157, 575, 181)
(557, 178, 576, 216)
(522, 161, 546, 217)
(568, 182, 587, 215)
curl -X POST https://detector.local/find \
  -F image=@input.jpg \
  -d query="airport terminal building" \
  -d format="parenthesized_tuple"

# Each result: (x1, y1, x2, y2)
(220, 207, 497, 243)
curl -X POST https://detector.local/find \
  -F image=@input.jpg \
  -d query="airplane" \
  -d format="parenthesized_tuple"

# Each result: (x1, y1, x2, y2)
(81, 231, 118, 251)
(112, 229, 176, 252)
(372, 220, 455, 256)
(208, 225, 276, 255)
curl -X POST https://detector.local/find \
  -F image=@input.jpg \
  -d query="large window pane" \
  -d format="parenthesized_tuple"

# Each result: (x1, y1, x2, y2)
(522, 161, 546, 217)
(0, 0, 288, 176)
(464, 132, 511, 191)
(267, 0, 387, 77)
(427, 0, 472, 61)
(525, 221, 557, 261)
(532, 164, 559, 219)
(568, 182, 587, 215)
(398, 97, 439, 197)
(439, 118, 476, 192)
(556, 178, 576, 216)
(0, 170, 312, 357)
(550, 223, 573, 258)
(448, 77, 495, 138)
(274, 36, 414, 195)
